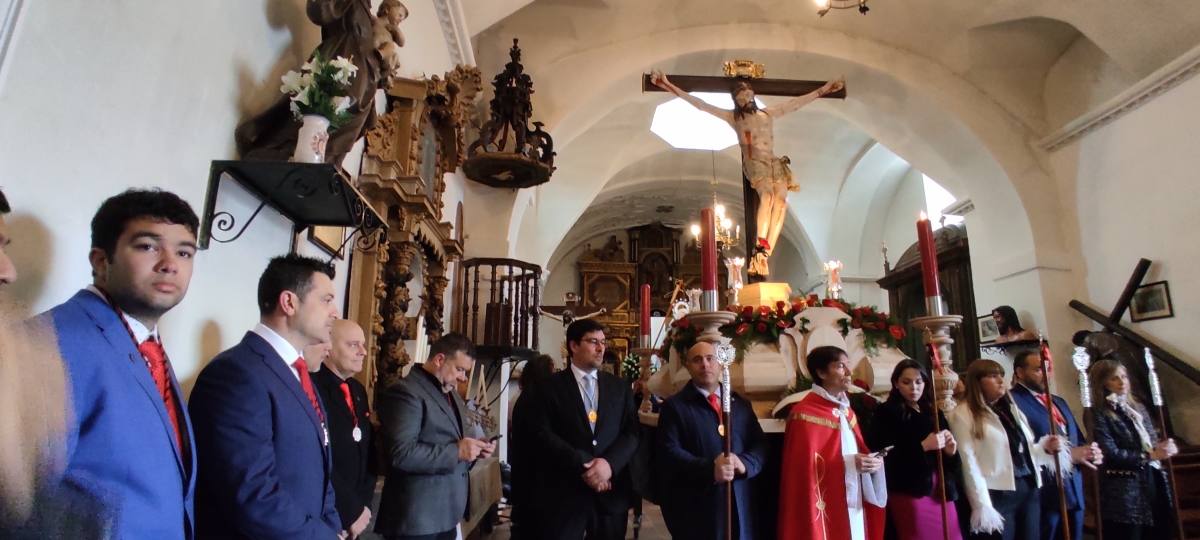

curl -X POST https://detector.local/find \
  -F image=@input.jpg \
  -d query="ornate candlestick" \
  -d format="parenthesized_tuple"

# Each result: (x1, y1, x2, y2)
(910, 315, 962, 412)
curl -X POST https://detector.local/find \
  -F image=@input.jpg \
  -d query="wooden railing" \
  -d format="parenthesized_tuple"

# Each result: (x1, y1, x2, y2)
(456, 258, 542, 350)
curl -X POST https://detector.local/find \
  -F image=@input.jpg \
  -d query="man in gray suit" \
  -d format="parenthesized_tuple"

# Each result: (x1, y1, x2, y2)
(374, 333, 495, 540)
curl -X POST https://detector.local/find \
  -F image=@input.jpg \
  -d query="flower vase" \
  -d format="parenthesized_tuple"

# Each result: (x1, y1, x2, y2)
(292, 115, 331, 163)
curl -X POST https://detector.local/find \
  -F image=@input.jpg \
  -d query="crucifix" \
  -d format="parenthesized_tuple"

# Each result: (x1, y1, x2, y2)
(643, 62, 846, 282)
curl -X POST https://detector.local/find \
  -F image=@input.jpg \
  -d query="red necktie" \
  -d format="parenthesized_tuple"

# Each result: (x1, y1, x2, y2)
(1040, 393, 1067, 434)
(707, 392, 724, 425)
(138, 337, 184, 452)
(292, 358, 325, 423)
(338, 382, 358, 427)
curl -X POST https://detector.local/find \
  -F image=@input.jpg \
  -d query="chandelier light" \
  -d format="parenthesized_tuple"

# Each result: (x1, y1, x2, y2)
(814, 0, 870, 16)
(690, 151, 740, 252)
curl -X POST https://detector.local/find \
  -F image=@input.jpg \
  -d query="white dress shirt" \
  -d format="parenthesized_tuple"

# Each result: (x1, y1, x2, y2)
(86, 285, 158, 344)
(252, 323, 301, 381)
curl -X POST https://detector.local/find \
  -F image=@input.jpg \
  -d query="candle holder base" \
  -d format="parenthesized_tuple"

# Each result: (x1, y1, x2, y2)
(632, 347, 659, 412)
(910, 314, 963, 413)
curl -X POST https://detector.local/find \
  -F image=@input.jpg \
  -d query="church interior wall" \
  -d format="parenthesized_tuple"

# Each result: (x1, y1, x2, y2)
(539, 229, 631, 366)
(1049, 71, 1200, 440)
(0, 0, 465, 390)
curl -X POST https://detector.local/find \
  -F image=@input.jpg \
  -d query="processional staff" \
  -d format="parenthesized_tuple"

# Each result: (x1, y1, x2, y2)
(1071, 346, 1102, 540)
(1144, 347, 1186, 540)
(925, 332, 951, 540)
(1038, 336, 1072, 540)
(715, 343, 735, 540)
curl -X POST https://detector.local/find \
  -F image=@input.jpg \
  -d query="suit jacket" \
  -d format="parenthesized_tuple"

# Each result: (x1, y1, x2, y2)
(313, 366, 377, 530)
(374, 367, 472, 537)
(189, 332, 340, 539)
(525, 368, 639, 532)
(655, 384, 767, 540)
(44, 290, 196, 540)
(1010, 384, 1084, 512)
(868, 399, 961, 502)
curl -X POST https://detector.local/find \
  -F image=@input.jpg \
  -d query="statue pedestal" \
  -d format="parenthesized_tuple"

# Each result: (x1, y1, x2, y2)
(737, 282, 792, 307)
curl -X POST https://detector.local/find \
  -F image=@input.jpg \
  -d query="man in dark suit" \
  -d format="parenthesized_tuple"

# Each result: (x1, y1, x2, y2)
(1010, 350, 1103, 540)
(525, 318, 639, 540)
(190, 254, 341, 539)
(374, 332, 495, 540)
(656, 341, 767, 540)
(34, 189, 200, 539)
(313, 319, 377, 539)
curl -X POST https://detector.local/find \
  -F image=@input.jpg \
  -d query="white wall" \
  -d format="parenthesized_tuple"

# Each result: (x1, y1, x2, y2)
(1049, 71, 1200, 440)
(0, 0, 461, 392)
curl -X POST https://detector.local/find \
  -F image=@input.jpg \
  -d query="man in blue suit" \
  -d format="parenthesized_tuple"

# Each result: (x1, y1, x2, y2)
(40, 189, 200, 539)
(655, 340, 767, 540)
(1010, 350, 1103, 540)
(189, 254, 342, 539)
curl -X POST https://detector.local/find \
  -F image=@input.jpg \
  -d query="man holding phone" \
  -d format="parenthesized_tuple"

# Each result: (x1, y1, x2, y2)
(374, 333, 494, 540)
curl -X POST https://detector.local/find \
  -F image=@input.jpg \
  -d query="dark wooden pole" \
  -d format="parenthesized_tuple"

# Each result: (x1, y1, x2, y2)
(1108, 258, 1151, 325)
(927, 343, 951, 540)
(1040, 340, 1072, 540)
(724, 404, 733, 540)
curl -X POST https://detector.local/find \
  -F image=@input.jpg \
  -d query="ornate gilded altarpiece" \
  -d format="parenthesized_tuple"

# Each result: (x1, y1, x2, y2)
(349, 67, 481, 397)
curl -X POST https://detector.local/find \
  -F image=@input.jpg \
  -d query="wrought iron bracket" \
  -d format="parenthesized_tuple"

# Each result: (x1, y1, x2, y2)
(198, 160, 387, 252)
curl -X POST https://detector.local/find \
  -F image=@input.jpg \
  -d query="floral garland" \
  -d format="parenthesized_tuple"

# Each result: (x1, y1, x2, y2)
(659, 295, 905, 358)
(620, 352, 656, 382)
(820, 297, 906, 354)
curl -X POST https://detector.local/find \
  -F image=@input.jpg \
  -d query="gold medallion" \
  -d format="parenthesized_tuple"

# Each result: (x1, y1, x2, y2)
(718, 424, 725, 437)
(588, 410, 598, 423)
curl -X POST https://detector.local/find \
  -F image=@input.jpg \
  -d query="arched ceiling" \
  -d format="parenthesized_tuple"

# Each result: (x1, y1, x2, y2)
(464, 1, 1200, 276)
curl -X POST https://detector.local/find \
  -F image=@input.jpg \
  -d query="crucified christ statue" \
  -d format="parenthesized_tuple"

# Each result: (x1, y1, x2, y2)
(650, 71, 844, 279)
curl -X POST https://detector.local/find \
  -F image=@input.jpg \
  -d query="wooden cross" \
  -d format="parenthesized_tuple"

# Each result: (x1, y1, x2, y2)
(641, 72, 846, 256)
(1069, 258, 1200, 384)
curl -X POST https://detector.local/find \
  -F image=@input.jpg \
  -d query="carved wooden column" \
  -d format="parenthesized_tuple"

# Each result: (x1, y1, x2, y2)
(376, 241, 421, 389)
(423, 270, 450, 340)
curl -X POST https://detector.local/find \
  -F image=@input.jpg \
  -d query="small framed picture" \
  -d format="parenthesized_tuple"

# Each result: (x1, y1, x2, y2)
(308, 225, 346, 259)
(978, 314, 1000, 344)
(1130, 281, 1174, 322)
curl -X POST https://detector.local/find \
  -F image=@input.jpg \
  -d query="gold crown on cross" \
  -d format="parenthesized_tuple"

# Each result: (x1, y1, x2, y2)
(722, 60, 765, 79)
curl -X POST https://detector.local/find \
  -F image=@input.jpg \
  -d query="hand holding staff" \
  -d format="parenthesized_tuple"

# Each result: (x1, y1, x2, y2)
(1144, 347, 1185, 540)
(1039, 337, 1072, 540)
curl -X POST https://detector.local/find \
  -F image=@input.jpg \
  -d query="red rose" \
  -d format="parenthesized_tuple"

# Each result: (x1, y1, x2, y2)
(677, 317, 690, 329)
(889, 325, 905, 339)
(775, 300, 786, 310)
(758, 305, 772, 317)
(852, 307, 864, 316)
(791, 302, 804, 313)
(755, 322, 768, 333)
(807, 294, 819, 305)
(875, 321, 888, 330)
(851, 318, 862, 329)
(736, 323, 751, 336)
(777, 319, 791, 329)
(741, 306, 754, 317)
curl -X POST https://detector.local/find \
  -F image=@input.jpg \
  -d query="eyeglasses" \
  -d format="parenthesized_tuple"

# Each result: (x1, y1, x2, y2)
(581, 338, 605, 347)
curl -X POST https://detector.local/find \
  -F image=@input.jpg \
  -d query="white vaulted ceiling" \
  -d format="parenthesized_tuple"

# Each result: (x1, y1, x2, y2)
(461, 0, 1200, 277)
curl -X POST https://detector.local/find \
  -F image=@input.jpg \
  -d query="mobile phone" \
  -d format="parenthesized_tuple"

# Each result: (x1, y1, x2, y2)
(871, 445, 894, 458)
(488, 434, 504, 442)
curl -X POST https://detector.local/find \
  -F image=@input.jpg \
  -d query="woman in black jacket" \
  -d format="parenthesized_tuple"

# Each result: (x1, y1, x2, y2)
(869, 359, 963, 540)
(1089, 358, 1178, 539)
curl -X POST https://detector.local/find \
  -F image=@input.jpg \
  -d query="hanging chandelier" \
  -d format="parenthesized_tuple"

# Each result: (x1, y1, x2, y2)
(815, 0, 870, 16)
(689, 151, 740, 252)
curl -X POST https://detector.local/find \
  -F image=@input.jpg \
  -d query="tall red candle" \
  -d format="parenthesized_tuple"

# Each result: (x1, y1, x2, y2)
(916, 211, 941, 299)
(700, 208, 718, 294)
(640, 283, 652, 344)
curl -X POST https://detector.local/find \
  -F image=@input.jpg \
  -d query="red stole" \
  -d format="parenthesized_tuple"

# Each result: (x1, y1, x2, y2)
(778, 392, 884, 540)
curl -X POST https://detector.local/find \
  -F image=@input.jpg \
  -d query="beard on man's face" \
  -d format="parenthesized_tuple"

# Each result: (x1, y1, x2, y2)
(736, 98, 759, 116)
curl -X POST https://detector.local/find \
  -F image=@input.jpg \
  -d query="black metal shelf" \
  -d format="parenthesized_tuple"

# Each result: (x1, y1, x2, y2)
(198, 160, 386, 253)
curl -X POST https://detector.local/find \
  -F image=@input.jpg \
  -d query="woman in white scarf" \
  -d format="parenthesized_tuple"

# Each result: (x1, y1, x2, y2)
(1089, 359, 1178, 539)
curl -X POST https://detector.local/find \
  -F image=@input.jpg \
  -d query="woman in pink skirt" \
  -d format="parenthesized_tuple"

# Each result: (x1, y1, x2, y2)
(869, 359, 963, 540)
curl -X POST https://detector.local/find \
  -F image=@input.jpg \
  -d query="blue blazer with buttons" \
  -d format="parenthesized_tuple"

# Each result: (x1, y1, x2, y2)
(655, 383, 767, 540)
(45, 289, 196, 540)
(189, 331, 340, 540)
(1010, 384, 1085, 513)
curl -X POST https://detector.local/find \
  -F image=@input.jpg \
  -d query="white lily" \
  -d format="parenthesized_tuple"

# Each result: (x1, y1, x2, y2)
(333, 96, 353, 114)
(289, 101, 302, 118)
(280, 70, 306, 95)
(291, 86, 312, 107)
(330, 56, 359, 84)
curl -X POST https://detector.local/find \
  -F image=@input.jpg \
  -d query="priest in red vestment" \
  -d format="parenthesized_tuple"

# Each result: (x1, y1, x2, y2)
(779, 346, 887, 540)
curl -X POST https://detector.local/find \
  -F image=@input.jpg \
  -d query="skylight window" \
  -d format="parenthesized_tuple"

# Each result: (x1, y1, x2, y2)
(923, 175, 964, 229)
(650, 92, 766, 151)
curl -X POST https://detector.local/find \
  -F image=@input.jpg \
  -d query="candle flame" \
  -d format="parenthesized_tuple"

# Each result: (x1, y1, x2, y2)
(919, 210, 928, 221)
